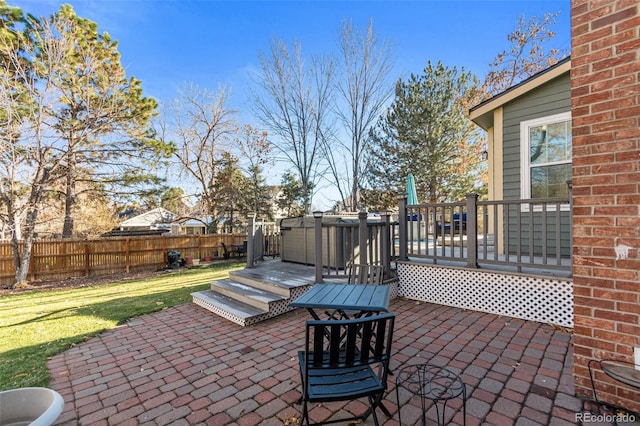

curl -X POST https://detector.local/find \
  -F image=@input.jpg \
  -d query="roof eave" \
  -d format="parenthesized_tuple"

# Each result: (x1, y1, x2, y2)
(469, 58, 571, 130)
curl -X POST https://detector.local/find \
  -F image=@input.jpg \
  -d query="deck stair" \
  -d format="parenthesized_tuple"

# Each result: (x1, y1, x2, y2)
(191, 259, 316, 326)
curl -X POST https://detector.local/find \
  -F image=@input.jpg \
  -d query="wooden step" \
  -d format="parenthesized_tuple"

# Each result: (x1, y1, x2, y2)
(210, 279, 286, 311)
(191, 260, 315, 326)
(192, 290, 266, 327)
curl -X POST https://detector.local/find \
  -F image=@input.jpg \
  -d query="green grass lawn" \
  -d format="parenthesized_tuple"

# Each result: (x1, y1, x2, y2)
(0, 262, 244, 391)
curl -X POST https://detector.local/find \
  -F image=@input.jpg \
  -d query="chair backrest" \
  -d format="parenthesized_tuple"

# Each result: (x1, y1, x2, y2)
(347, 263, 385, 285)
(304, 313, 395, 381)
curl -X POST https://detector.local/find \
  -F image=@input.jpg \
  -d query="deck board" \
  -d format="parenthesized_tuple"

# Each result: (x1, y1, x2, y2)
(231, 259, 317, 289)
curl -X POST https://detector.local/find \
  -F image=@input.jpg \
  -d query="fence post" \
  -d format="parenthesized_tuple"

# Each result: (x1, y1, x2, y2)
(162, 235, 167, 269)
(197, 234, 201, 261)
(313, 211, 323, 283)
(247, 214, 255, 268)
(382, 211, 391, 279)
(466, 193, 478, 268)
(27, 241, 34, 282)
(84, 241, 90, 277)
(125, 237, 131, 273)
(398, 193, 408, 261)
(358, 211, 368, 264)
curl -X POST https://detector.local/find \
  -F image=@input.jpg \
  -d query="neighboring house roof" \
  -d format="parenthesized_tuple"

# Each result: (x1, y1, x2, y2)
(120, 207, 177, 229)
(469, 57, 571, 130)
(172, 216, 213, 227)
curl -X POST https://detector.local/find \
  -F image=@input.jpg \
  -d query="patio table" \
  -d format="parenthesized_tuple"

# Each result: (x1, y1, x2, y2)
(288, 283, 390, 320)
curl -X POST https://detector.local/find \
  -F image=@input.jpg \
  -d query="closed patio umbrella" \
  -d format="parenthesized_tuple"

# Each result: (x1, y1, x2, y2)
(406, 173, 418, 205)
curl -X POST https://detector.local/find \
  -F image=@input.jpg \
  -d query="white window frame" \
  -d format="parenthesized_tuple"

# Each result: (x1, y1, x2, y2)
(520, 112, 571, 212)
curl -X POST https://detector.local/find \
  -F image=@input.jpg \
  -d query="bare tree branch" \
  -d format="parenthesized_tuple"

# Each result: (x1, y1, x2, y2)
(158, 83, 236, 229)
(482, 12, 568, 98)
(251, 39, 334, 213)
(330, 19, 394, 211)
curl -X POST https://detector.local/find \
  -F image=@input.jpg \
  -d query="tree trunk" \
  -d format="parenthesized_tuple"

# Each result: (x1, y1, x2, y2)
(13, 238, 33, 288)
(4, 198, 23, 289)
(350, 177, 359, 212)
(302, 180, 312, 214)
(11, 208, 38, 289)
(9, 227, 22, 289)
(61, 150, 76, 238)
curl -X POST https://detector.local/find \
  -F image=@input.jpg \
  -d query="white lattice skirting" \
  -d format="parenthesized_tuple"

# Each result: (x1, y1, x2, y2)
(397, 262, 573, 328)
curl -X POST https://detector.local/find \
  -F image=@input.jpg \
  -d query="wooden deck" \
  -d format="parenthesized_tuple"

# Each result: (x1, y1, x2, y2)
(233, 258, 318, 288)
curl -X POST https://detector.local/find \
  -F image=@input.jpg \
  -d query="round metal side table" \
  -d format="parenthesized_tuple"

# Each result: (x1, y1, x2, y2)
(588, 358, 640, 415)
(396, 364, 466, 425)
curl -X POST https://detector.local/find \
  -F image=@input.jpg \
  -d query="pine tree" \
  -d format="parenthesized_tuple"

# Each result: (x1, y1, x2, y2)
(365, 61, 486, 208)
(277, 172, 311, 217)
(210, 152, 251, 233)
(33, 5, 168, 238)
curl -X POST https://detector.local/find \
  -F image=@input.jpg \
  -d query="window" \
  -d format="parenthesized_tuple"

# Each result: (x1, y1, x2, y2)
(520, 112, 572, 204)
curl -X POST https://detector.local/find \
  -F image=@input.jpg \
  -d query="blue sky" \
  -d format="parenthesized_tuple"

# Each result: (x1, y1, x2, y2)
(11, 0, 571, 209)
(13, 0, 571, 108)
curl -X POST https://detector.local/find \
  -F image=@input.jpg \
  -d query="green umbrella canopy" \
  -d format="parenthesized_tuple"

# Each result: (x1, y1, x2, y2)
(406, 173, 418, 205)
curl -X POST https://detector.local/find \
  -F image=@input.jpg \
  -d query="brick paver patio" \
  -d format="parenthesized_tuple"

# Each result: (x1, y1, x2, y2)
(49, 297, 585, 425)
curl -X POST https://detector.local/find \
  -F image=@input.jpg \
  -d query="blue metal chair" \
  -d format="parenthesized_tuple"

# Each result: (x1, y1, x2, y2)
(297, 313, 395, 426)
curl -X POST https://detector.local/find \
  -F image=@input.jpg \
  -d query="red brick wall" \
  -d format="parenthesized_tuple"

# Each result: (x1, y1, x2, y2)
(571, 0, 640, 413)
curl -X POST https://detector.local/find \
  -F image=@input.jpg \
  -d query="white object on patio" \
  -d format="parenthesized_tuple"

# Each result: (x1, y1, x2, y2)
(0, 387, 64, 426)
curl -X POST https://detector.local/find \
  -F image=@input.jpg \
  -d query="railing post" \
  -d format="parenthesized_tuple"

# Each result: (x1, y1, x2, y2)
(466, 193, 478, 268)
(358, 211, 368, 264)
(382, 211, 391, 279)
(313, 211, 323, 283)
(398, 193, 408, 261)
(247, 214, 255, 268)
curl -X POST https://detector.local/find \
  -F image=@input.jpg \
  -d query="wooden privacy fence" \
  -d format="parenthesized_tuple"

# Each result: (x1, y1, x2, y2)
(0, 234, 248, 286)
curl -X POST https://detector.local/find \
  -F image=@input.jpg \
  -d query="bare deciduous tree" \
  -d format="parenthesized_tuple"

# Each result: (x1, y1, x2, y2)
(159, 84, 236, 231)
(234, 124, 272, 217)
(327, 19, 394, 212)
(251, 39, 335, 214)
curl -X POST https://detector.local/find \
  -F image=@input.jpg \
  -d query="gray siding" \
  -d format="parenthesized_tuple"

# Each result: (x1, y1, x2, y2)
(501, 72, 571, 257)
(502, 72, 571, 200)
(504, 209, 571, 257)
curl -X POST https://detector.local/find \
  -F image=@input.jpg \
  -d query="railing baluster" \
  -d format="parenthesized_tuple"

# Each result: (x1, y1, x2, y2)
(383, 213, 391, 278)
(542, 203, 548, 265)
(555, 201, 562, 266)
(314, 212, 323, 283)
(515, 204, 522, 272)
(495, 203, 502, 263)
(528, 203, 534, 267)
(358, 212, 368, 265)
